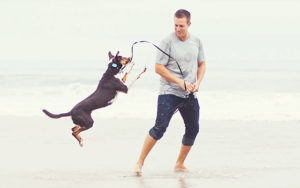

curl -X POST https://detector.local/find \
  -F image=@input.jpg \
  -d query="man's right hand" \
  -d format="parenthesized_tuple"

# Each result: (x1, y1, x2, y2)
(155, 64, 194, 93)
(178, 80, 194, 93)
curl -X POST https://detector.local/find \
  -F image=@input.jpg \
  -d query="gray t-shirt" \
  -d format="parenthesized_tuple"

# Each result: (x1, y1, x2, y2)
(156, 32, 205, 98)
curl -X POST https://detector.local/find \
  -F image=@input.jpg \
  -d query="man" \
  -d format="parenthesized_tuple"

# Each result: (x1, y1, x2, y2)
(134, 9, 206, 173)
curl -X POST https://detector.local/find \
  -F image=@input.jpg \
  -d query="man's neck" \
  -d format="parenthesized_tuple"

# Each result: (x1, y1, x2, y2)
(178, 33, 189, 41)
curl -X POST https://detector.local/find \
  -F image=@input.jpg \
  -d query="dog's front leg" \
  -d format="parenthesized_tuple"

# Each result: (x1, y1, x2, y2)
(127, 67, 147, 90)
(122, 62, 135, 83)
(109, 63, 135, 104)
(110, 66, 146, 105)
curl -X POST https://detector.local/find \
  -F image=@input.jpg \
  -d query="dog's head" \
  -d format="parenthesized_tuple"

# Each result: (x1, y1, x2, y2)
(108, 51, 131, 74)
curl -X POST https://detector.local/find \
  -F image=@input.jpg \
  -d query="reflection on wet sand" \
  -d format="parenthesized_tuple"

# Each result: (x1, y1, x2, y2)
(179, 177, 187, 188)
(136, 172, 189, 188)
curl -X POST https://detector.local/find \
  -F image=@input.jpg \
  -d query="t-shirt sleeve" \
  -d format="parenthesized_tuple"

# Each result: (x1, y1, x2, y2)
(198, 40, 205, 63)
(155, 39, 170, 65)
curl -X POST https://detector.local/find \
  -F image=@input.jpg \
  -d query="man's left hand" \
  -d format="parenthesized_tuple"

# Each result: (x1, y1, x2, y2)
(191, 81, 200, 92)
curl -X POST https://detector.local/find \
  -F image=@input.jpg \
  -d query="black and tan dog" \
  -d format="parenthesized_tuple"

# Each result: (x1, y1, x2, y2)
(43, 52, 146, 147)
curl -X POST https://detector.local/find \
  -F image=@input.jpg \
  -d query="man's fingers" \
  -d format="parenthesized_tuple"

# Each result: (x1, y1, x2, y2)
(181, 81, 197, 93)
(185, 82, 194, 93)
(190, 83, 200, 92)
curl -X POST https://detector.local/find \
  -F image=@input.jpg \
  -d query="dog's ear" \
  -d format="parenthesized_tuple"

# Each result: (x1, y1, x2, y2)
(115, 51, 119, 57)
(108, 51, 114, 60)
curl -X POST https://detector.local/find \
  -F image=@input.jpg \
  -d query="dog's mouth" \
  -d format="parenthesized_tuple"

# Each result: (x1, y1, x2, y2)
(120, 57, 131, 66)
(120, 57, 131, 70)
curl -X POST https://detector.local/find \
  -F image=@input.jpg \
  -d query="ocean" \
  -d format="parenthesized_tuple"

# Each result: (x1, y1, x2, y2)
(0, 59, 299, 121)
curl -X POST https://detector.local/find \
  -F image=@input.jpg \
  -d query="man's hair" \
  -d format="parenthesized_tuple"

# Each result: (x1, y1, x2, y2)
(174, 9, 191, 23)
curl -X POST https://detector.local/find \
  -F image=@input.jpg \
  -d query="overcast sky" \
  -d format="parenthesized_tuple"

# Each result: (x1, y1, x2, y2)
(0, 0, 299, 62)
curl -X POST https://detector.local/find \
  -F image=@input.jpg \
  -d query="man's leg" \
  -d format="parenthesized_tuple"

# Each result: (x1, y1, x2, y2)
(174, 144, 192, 171)
(134, 134, 157, 173)
(175, 98, 200, 171)
(134, 95, 179, 174)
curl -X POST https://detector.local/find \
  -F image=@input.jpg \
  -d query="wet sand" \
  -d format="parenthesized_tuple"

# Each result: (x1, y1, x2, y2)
(1, 115, 300, 187)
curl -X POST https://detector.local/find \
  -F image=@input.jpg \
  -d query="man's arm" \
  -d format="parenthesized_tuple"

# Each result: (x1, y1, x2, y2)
(192, 61, 206, 92)
(155, 63, 194, 92)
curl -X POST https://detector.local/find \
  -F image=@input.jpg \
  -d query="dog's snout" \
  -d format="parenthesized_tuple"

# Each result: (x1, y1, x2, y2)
(125, 57, 131, 64)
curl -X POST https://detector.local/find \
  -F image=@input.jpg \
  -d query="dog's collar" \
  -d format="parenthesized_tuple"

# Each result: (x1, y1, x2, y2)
(109, 62, 122, 70)
(111, 63, 118, 68)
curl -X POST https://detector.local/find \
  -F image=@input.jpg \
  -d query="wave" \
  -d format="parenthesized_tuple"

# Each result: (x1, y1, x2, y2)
(1, 60, 300, 121)
(1, 83, 300, 121)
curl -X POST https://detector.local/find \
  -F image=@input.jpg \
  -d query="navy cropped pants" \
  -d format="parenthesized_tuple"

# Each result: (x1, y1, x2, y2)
(149, 94, 200, 146)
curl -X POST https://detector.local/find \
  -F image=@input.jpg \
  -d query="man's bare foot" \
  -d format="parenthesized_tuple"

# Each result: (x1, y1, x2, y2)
(174, 164, 189, 172)
(134, 163, 143, 176)
(72, 131, 83, 147)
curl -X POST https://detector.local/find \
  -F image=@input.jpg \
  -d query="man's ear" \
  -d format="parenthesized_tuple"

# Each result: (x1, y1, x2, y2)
(108, 51, 114, 60)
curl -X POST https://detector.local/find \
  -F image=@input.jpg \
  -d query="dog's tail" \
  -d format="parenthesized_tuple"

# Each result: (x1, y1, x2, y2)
(42, 109, 71, 119)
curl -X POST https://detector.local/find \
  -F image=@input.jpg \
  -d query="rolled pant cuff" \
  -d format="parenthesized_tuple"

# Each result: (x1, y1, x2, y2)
(182, 136, 195, 146)
(149, 129, 160, 140)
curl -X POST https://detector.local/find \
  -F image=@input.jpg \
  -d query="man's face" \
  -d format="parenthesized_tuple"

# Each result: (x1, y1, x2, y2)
(174, 17, 191, 40)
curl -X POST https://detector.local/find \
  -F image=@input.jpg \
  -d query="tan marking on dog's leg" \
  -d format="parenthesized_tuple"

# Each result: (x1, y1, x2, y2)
(137, 67, 147, 79)
(122, 72, 128, 83)
(71, 125, 80, 132)
(121, 62, 135, 83)
(127, 67, 147, 90)
(72, 126, 88, 147)
(72, 131, 83, 147)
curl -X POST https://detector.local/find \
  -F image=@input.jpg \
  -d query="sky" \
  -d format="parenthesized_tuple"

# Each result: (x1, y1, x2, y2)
(0, 0, 299, 63)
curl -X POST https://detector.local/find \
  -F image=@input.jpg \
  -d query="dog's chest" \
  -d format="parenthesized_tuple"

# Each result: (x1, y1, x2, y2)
(107, 93, 119, 105)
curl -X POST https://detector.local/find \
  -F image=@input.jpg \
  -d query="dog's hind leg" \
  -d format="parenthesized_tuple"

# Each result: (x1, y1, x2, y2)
(71, 112, 94, 147)
(72, 126, 87, 147)
(71, 125, 80, 132)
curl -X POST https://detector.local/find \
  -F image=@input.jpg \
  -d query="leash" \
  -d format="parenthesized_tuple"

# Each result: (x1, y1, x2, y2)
(130, 40, 187, 91)
(130, 40, 198, 115)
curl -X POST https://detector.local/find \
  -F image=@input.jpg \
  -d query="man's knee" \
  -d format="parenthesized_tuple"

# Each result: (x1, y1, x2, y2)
(192, 124, 200, 136)
(149, 126, 167, 140)
(182, 123, 199, 146)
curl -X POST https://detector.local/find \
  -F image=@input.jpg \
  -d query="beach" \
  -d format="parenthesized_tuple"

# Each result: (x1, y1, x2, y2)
(1, 58, 300, 188)
(1, 116, 299, 188)
(1, 59, 300, 187)
(1, 0, 300, 187)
